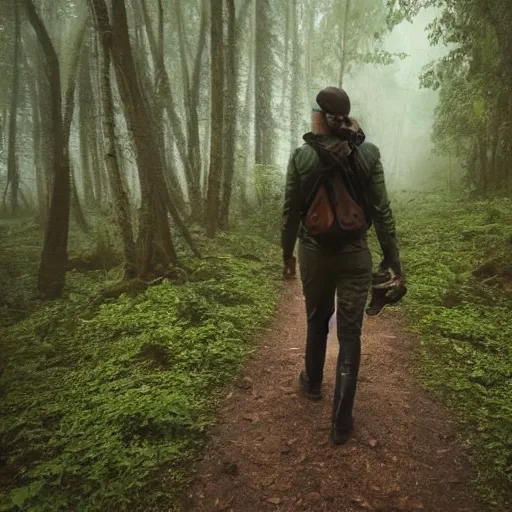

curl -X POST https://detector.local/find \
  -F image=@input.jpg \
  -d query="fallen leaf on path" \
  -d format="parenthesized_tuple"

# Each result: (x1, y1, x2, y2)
(287, 437, 298, 446)
(388, 483, 401, 494)
(369, 439, 379, 448)
(242, 413, 259, 422)
(305, 492, 321, 501)
(266, 497, 282, 504)
(351, 496, 374, 510)
(215, 496, 234, 511)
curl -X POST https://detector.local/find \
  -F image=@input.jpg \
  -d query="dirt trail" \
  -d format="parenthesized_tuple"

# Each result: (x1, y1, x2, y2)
(186, 282, 482, 512)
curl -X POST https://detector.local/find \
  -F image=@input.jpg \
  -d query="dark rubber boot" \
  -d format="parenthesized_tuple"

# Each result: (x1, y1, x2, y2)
(298, 370, 322, 401)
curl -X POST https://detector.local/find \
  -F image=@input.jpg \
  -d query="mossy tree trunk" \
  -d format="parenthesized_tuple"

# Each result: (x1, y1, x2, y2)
(89, 2, 137, 279)
(23, 0, 71, 299)
(205, 0, 225, 238)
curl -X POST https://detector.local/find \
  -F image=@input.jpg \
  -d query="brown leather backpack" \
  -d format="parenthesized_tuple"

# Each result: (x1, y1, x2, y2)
(304, 142, 369, 247)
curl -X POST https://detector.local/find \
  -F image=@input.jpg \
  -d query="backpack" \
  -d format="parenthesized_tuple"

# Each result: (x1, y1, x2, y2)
(303, 140, 371, 248)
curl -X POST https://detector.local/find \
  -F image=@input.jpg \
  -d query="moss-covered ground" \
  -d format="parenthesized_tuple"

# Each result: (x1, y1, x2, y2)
(1, 194, 511, 510)
(0, 221, 281, 511)
(392, 193, 512, 507)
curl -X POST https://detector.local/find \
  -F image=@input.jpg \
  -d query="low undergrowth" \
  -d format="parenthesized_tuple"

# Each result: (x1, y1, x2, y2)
(0, 226, 281, 511)
(394, 192, 512, 508)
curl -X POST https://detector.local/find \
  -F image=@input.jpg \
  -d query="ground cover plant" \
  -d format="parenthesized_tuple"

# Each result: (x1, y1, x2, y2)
(0, 222, 281, 512)
(393, 192, 512, 507)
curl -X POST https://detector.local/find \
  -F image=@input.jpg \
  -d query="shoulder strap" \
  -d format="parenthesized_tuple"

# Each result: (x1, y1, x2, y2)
(303, 141, 338, 208)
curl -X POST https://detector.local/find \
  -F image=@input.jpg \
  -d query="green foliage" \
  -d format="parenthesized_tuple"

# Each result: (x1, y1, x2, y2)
(0, 229, 281, 511)
(387, 0, 512, 193)
(395, 192, 512, 507)
(230, 164, 284, 244)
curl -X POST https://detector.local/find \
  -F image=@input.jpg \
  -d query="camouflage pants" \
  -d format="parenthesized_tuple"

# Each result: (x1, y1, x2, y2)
(298, 243, 372, 430)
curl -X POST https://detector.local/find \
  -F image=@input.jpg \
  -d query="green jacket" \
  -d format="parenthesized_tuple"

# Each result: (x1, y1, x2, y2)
(281, 134, 402, 275)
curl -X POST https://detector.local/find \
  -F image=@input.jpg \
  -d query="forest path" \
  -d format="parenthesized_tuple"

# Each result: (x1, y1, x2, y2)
(185, 281, 481, 512)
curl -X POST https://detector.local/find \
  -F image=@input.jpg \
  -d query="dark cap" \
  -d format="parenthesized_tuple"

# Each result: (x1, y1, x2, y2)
(315, 87, 351, 116)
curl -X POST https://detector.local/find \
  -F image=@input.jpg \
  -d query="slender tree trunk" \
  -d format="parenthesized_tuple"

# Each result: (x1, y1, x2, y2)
(63, 19, 90, 233)
(305, 7, 314, 117)
(131, 0, 186, 216)
(254, 0, 274, 165)
(206, 0, 225, 238)
(240, 30, 255, 209)
(78, 41, 97, 208)
(23, 0, 71, 299)
(36, 64, 53, 219)
(339, 0, 351, 88)
(289, 0, 300, 152)
(91, 24, 107, 207)
(139, 0, 199, 214)
(89, 2, 137, 278)
(30, 81, 47, 221)
(154, 0, 187, 215)
(279, 1, 290, 121)
(7, 1, 21, 217)
(185, 0, 208, 221)
(219, 0, 238, 230)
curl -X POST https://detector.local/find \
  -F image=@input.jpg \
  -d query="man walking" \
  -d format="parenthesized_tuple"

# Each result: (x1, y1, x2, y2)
(281, 87, 404, 444)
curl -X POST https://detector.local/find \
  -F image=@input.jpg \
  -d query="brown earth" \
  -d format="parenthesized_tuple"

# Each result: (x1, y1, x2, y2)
(184, 281, 484, 512)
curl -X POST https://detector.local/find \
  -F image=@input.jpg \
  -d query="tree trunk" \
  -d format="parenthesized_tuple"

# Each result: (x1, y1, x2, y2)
(219, 0, 238, 230)
(35, 64, 53, 220)
(78, 40, 97, 208)
(63, 19, 90, 233)
(254, 0, 274, 165)
(339, 0, 351, 88)
(91, 0, 199, 275)
(134, 0, 187, 216)
(305, 7, 314, 120)
(6, 1, 21, 217)
(206, 0, 225, 238)
(139, 0, 199, 215)
(89, 2, 137, 278)
(29, 80, 47, 221)
(112, 0, 177, 271)
(279, 0, 290, 121)
(23, 0, 71, 299)
(289, 0, 300, 152)
(183, 0, 208, 221)
(240, 28, 255, 210)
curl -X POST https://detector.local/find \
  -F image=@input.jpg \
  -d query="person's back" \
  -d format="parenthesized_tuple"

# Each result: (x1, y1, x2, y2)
(281, 86, 404, 445)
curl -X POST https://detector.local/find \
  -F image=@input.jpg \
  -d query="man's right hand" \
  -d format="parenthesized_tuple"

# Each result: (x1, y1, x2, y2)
(283, 257, 297, 280)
